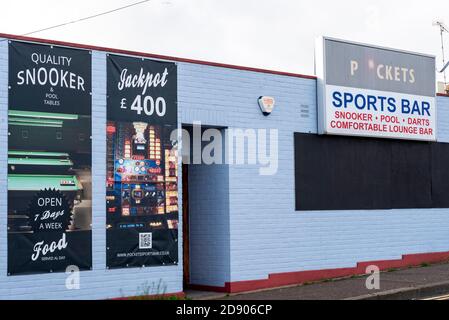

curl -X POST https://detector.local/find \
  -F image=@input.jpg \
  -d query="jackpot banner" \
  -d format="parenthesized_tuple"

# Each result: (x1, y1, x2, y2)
(8, 41, 92, 275)
(316, 37, 436, 141)
(106, 54, 178, 269)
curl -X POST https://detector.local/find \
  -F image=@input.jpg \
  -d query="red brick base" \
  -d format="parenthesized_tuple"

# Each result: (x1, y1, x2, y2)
(189, 251, 449, 294)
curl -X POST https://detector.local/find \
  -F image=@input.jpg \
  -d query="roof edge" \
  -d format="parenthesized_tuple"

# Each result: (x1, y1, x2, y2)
(0, 32, 317, 80)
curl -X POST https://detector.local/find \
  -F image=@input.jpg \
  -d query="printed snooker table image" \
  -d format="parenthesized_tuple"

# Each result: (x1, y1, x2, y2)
(8, 174, 82, 192)
(9, 157, 74, 175)
(7, 111, 92, 235)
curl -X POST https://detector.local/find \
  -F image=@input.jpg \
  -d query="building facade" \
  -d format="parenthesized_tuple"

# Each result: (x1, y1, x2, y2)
(0, 33, 449, 299)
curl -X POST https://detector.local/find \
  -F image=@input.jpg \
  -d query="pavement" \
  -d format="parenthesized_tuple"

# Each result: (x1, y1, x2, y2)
(186, 261, 449, 300)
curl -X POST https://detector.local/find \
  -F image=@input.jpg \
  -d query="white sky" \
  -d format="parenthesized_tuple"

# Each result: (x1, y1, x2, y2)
(2, 0, 449, 80)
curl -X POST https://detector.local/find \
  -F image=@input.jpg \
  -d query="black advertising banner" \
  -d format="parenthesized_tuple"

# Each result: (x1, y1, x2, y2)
(8, 41, 92, 275)
(106, 54, 178, 269)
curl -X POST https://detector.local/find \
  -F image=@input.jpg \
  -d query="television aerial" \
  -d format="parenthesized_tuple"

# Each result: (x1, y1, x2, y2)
(433, 21, 449, 87)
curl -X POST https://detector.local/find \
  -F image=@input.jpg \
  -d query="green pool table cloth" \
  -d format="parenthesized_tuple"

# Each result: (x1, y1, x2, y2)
(8, 174, 82, 191)
(8, 151, 70, 158)
(8, 158, 73, 166)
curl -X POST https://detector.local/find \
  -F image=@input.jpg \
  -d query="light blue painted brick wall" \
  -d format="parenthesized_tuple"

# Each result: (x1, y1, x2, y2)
(177, 62, 317, 287)
(0, 42, 182, 300)
(437, 96, 449, 142)
(177, 61, 449, 286)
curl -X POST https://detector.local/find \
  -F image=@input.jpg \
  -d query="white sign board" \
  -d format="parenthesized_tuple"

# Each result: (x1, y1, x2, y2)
(316, 37, 437, 141)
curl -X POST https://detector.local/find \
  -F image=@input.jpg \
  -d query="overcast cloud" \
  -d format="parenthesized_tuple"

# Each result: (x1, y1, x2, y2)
(1, 0, 448, 80)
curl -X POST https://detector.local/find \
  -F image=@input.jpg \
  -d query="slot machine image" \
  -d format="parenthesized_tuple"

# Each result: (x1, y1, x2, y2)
(113, 160, 165, 217)
(119, 181, 165, 215)
(106, 121, 170, 229)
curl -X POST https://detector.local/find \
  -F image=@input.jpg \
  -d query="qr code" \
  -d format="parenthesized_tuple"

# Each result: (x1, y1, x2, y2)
(139, 233, 153, 250)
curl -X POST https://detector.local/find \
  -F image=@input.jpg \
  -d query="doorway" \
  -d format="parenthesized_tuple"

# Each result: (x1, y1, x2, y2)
(181, 124, 231, 291)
